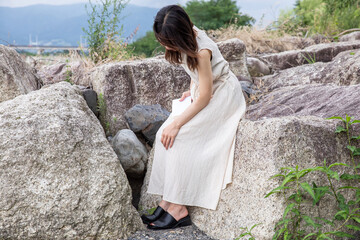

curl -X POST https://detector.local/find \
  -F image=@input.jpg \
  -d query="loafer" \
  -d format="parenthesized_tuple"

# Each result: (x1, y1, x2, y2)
(141, 206, 165, 224)
(147, 211, 192, 230)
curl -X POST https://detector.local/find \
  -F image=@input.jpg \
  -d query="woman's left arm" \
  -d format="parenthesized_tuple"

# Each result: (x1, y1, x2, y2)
(161, 49, 213, 149)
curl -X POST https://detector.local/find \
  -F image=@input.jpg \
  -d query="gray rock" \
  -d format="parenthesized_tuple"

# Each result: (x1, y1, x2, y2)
(257, 49, 360, 91)
(127, 224, 215, 240)
(218, 38, 251, 78)
(111, 129, 148, 177)
(78, 86, 99, 117)
(311, 34, 329, 44)
(0, 45, 42, 103)
(239, 81, 260, 96)
(340, 31, 360, 42)
(247, 57, 271, 77)
(245, 84, 360, 121)
(0, 82, 143, 239)
(125, 104, 170, 145)
(260, 40, 360, 70)
(88, 58, 190, 136)
(38, 60, 90, 86)
(140, 116, 356, 239)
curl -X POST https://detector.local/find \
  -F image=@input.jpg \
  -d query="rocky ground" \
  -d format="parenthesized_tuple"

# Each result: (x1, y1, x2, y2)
(1, 31, 360, 239)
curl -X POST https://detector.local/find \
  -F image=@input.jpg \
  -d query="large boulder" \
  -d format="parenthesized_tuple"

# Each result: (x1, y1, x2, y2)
(0, 82, 143, 239)
(246, 84, 360, 121)
(0, 45, 42, 103)
(340, 31, 360, 42)
(218, 38, 251, 78)
(139, 116, 357, 239)
(88, 58, 190, 136)
(37, 60, 91, 86)
(260, 40, 360, 70)
(256, 49, 360, 91)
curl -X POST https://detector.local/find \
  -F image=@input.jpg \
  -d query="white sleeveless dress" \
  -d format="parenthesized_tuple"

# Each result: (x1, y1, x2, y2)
(146, 25, 246, 210)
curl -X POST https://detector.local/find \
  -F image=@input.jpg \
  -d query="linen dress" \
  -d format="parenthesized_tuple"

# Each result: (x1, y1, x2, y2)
(146, 25, 246, 210)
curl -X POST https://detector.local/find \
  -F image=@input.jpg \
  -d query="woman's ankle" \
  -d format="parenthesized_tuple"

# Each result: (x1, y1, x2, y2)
(167, 204, 188, 220)
(159, 199, 171, 211)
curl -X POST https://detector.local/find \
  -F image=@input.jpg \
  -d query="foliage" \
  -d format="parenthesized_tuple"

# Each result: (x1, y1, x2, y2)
(235, 223, 262, 240)
(265, 114, 360, 239)
(64, 59, 73, 85)
(301, 52, 316, 64)
(82, 0, 132, 63)
(128, 31, 165, 58)
(97, 93, 109, 134)
(275, 0, 360, 37)
(183, 0, 255, 30)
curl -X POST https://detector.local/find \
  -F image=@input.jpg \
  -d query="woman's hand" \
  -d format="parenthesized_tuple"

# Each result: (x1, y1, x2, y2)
(161, 120, 180, 150)
(179, 90, 191, 101)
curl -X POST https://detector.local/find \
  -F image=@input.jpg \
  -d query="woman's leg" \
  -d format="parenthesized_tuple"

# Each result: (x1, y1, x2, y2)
(158, 199, 171, 211)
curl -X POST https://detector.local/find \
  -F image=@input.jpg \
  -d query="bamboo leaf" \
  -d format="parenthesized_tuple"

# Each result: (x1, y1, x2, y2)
(347, 145, 356, 153)
(315, 217, 334, 226)
(329, 162, 350, 169)
(334, 210, 348, 220)
(303, 233, 317, 239)
(340, 174, 360, 180)
(331, 231, 355, 238)
(352, 217, 360, 223)
(250, 223, 262, 231)
(303, 215, 321, 229)
(281, 174, 296, 187)
(351, 135, 360, 140)
(346, 114, 351, 123)
(345, 224, 360, 231)
(335, 126, 347, 133)
(283, 203, 295, 220)
(269, 174, 285, 180)
(300, 182, 316, 200)
(354, 148, 360, 156)
(326, 116, 344, 121)
(338, 186, 360, 190)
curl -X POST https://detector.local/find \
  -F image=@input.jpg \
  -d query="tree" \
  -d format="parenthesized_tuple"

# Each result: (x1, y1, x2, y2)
(82, 0, 130, 63)
(183, 0, 255, 30)
(276, 0, 360, 37)
(128, 31, 164, 57)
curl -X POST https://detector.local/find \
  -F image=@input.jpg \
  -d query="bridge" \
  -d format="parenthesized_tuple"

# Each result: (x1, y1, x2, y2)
(5, 44, 89, 54)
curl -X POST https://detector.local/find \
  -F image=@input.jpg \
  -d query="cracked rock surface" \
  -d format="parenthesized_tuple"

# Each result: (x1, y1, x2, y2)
(0, 82, 143, 239)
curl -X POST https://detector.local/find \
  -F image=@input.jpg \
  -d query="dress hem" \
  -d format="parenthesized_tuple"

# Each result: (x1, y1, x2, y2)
(146, 189, 218, 211)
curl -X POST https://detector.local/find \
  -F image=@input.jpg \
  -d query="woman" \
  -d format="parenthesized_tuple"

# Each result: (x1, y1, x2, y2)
(142, 5, 246, 230)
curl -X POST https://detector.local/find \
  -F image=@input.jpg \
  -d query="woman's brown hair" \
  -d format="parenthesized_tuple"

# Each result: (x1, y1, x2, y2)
(153, 5, 198, 71)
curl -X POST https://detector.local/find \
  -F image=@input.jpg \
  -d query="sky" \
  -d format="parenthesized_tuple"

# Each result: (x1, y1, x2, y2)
(0, 0, 297, 27)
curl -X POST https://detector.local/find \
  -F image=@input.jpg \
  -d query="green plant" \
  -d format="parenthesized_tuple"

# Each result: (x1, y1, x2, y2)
(82, 0, 130, 63)
(97, 93, 110, 134)
(64, 59, 73, 84)
(265, 114, 360, 240)
(274, 0, 360, 38)
(235, 223, 262, 240)
(302, 52, 316, 64)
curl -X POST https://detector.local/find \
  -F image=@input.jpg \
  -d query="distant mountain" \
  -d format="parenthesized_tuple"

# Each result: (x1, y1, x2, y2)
(0, 3, 159, 46)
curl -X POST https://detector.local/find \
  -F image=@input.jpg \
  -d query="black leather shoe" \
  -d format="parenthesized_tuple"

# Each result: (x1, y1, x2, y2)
(141, 206, 165, 224)
(147, 211, 192, 230)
